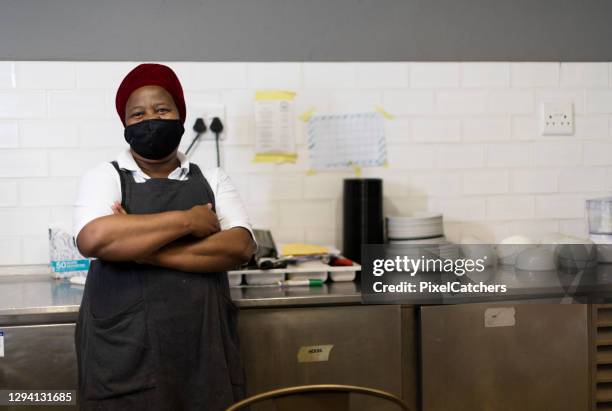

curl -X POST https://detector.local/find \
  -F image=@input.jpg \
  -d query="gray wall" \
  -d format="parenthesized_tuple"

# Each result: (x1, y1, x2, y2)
(2, 0, 612, 61)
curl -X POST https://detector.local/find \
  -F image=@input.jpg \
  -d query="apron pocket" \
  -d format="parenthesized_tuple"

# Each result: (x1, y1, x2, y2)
(84, 298, 158, 401)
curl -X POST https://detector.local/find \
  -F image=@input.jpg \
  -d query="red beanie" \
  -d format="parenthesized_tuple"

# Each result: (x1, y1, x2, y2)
(115, 63, 186, 126)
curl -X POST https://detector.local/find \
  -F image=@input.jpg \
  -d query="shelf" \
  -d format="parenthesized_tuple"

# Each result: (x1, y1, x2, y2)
(597, 352, 612, 365)
(598, 367, 612, 383)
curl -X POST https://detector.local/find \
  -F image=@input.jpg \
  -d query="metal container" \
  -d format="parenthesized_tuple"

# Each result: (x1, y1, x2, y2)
(342, 179, 384, 270)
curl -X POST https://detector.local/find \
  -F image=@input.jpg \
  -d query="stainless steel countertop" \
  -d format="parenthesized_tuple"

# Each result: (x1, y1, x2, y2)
(4, 261, 612, 325)
(0, 274, 362, 325)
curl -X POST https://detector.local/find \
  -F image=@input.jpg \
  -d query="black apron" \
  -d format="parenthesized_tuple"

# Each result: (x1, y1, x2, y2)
(74, 160, 246, 411)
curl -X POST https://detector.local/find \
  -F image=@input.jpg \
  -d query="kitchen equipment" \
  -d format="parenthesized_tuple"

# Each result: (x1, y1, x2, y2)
(515, 246, 556, 271)
(387, 235, 448, 245)
(388, 236, 459, 269)
(421, 304, 589, 411)
(555, 242, 598, 271)
(253, 229, 279, 260)
(287, 260, 329, 282)
(228, 273, 243, 287)
(329, 270, 356, 282)
(590, 234, 612, 263)
(329, 256, 357, 282)
(496, 235, 536, 265)
(245, 272, 286, 286)
(229, 263, 360, 284)
(385, 213, 444, 240)
(459, 236, 497, 266)
(438, 243, 460, 261)
(244, 229, 285, 285)
(342, 179, 384, 269)
(587, 197, 612, 234)
(279, 279, 324, 287)
(238, 304, 418, 411)
(258, 258, 289, 270)
(0, 323, 79, 410)
(585, 197, 612, 262)
(540, 232, 583, 250)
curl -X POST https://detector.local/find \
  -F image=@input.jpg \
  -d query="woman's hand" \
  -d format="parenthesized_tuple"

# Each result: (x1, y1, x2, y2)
(186, 203, 221, 238)
(109, 201, 222, 267)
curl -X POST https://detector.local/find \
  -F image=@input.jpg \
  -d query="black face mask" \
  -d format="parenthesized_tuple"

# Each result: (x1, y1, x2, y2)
(124, 119, 184, 160)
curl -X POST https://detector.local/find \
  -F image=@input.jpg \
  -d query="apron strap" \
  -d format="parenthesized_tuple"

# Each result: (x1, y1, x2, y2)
(188, 163, 217, 211)
(110, 160, 127, 209)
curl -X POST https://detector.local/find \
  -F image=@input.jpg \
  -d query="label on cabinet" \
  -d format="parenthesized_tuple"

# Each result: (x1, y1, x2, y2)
(484, 307, 516, 328)
(297, 344, 333, 363)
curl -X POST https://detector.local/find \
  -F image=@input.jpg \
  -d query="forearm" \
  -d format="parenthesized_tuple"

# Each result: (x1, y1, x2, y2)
(147, 246, 245, 273)
(145, 227, 256, 273)
(76, 211, 191, 261)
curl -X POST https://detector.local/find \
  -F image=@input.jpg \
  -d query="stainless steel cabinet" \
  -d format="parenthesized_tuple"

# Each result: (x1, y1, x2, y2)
(0, 323, 77, 411)
(420, 303, 589, 411)
(0, 305, 419, 411)
(238, 304, 418, 411)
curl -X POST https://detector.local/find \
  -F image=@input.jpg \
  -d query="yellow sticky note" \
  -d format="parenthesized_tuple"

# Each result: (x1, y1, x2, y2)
(253, 152, 298, 164)
(299, 107, 316, 122)
(349, 161, 362, 177)
(255, 90, 296, 101)
(375, 106, 395, 120)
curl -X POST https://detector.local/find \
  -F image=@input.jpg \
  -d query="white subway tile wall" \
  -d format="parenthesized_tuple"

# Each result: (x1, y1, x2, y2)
(0, 61, 611, 265)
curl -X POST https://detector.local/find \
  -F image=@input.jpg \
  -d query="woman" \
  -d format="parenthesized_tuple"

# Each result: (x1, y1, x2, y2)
(73, 63, 256, 411)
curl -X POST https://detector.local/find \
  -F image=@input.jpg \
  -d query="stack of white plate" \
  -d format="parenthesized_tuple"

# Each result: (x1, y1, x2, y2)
(386, 213, 444, 241)
(388, 237, 458, 258)
(438, 243, 459, 260)
(386, 213, 458, 264)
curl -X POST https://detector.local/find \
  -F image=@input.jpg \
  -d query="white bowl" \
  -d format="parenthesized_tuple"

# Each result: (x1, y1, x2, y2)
(497, 235, 536, 265)
(460, 245, 497, 266)
(515, 247, 556, 271)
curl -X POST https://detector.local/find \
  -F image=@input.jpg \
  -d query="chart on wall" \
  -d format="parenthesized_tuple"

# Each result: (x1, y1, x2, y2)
(307, 112, 387, 170)
(253, 90, 297, 163)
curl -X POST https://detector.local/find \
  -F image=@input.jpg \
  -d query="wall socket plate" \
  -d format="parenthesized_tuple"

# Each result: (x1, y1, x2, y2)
(194, 103, 226, 140)
(540, 102, 574, 136)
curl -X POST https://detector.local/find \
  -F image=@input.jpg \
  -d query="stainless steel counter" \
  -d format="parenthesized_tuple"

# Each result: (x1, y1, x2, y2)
(0, 274, 362, 325)
(4, 260, 612, 325)
(0, 270, 596, 411)
(0, 275, 417, 411)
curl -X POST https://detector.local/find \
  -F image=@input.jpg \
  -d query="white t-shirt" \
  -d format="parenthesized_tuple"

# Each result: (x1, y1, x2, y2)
(72, 148, 255, 245)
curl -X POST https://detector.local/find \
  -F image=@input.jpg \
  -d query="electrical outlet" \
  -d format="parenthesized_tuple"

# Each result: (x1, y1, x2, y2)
(194, 103, 226, 140)
(540, 102, 574, 136)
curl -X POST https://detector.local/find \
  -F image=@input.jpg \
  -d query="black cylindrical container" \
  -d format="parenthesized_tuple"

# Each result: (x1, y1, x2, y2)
(343, 178, 384, 274)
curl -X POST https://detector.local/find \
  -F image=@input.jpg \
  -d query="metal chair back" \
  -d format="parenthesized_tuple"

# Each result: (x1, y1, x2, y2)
(226, 384, 410, 411)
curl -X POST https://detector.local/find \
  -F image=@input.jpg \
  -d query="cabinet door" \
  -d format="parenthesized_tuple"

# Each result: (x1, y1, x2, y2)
(421, 303, 589, 411)
(0, 323, 77, 411)
(238, 305, 413, 411)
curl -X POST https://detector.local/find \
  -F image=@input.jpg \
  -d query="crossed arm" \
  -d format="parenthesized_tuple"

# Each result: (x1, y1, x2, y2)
(76, 202, 256, 273)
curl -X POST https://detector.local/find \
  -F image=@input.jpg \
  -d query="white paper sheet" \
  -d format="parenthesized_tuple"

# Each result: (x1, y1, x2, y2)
(253, 91, 297, 163)
(307, 112, 387, 170)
